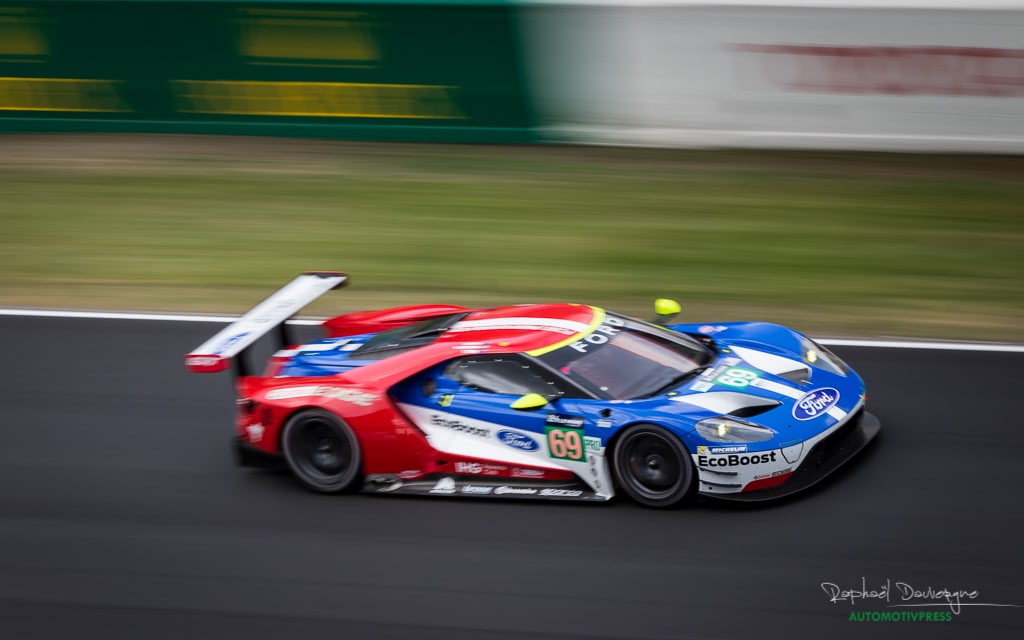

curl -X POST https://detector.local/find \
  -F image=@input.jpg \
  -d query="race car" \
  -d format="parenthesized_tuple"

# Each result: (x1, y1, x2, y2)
(185, 271, 880, 508)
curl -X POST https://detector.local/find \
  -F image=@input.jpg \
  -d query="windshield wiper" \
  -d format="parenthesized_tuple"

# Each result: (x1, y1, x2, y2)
(644, 366, 709, 398)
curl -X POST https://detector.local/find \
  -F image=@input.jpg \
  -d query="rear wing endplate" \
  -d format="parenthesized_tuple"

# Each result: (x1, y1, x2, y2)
(184, 271, 348, 374)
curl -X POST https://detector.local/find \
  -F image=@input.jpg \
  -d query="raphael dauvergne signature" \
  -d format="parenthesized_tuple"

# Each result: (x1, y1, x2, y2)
(820, 578, 1018, 615)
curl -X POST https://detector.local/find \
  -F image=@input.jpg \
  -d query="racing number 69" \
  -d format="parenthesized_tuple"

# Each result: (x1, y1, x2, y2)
(547, 427, 585, 461)
(716, 368, 758, 388)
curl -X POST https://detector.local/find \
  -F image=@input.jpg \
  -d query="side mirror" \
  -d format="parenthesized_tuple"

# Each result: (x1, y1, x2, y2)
(510, 393, 549, 410)
(653, 298, 681, 323)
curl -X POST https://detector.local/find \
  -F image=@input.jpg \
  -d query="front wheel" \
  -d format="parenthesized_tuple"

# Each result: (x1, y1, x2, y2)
(281, 409, 362, 493)
(612, 424, 695, 508)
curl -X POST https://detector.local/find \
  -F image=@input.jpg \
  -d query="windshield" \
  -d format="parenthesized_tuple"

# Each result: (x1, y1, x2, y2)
(537, 313, 714, 400)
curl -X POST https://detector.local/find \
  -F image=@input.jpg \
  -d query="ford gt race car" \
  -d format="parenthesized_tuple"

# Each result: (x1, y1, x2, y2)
(185, 272, 880, 508)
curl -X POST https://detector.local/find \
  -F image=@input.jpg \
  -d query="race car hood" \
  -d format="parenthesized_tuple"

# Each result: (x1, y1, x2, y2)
(637, 322, 867, 446)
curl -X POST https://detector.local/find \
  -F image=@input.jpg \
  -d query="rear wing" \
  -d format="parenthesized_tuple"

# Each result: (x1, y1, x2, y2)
(184, 271, 348, 375)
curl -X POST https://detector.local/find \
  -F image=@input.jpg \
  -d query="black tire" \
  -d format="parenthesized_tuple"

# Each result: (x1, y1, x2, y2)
(612, 424, 695, 508)
(280, 409, 362, 493)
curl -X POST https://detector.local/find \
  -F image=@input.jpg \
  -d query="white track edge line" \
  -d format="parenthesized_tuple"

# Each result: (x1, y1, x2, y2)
(0, 308, 321, 326)
(0, 308, 1021, 352)
(818, 338, 1024, 353)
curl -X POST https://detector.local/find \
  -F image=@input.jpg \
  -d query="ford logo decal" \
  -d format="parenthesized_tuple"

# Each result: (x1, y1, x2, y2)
(793, 387, 840, 421)
(497, 429, 540, 452)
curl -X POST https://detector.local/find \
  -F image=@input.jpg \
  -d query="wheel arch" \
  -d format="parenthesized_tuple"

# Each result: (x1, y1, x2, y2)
(606, 419, 694, 463)
(276, 403, 363, 452)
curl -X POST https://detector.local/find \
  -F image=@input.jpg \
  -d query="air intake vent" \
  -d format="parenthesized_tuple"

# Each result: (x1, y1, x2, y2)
(674, 392, 781, 416)
(777, 368, 810, 385)
(728, 401, 782, 419)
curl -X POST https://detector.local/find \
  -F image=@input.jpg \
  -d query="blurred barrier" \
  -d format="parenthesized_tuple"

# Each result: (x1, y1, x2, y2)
(3, 1, 1022, 151)
(0, 1, 536, 142)
(521, 1, 1024, 152)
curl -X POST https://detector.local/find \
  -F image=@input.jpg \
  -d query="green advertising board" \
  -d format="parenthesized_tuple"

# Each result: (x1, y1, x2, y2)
(0, 1, 537, 141)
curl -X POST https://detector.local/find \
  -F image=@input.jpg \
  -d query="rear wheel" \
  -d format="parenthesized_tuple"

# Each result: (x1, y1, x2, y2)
(281, 409, 362, 493)
(613, 424, 695, 508)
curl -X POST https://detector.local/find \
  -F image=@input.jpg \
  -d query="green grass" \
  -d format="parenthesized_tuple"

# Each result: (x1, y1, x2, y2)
(1, 135, 1022, 341)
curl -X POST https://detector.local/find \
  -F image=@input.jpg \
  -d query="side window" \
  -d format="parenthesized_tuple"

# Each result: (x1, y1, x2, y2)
(446, 356, 562, 397)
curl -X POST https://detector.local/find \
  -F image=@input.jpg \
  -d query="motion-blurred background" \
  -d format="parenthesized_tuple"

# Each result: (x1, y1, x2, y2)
(1, 0, 1022, 341)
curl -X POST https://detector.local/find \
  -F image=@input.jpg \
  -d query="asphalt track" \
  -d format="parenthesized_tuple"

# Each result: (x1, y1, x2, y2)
(0, 316, 1020, 639)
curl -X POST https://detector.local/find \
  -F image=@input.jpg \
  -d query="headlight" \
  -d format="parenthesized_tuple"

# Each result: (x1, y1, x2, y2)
(695, 417, 774, 443)
(801, 336, 849, 375)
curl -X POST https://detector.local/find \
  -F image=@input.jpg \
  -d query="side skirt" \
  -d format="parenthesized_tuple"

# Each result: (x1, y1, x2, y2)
(362, 474, 609, 502)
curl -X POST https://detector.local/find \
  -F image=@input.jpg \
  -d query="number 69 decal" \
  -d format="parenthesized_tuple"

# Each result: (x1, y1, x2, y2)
(715, 367, 758, 388)
(546, 426, 586, 462)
